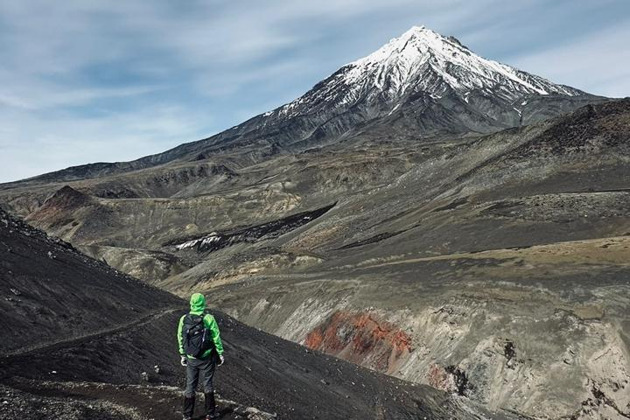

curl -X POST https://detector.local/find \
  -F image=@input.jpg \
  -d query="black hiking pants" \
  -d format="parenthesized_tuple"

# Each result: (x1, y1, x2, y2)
(185, 356, 216, 397)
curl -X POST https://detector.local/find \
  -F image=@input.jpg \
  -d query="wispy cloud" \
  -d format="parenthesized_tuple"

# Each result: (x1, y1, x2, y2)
(0, 1, 628, 182)
(509, 21, 630, 98)
(0, 103, 213, 182)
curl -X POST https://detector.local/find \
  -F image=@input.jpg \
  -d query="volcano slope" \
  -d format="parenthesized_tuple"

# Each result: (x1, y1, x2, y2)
(1, 101, 626, 419)
(0, 208, 520, 420)
(0, 27, 599, 190)
(177, 99, 630, 420)
(0, 27, 605, 285)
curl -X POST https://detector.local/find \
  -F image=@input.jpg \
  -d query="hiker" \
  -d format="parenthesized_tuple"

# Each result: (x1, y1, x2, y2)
(177, 292, 225, 420)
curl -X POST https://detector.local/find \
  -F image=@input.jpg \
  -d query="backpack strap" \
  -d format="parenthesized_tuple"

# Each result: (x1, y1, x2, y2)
(187, 313, 204, 322)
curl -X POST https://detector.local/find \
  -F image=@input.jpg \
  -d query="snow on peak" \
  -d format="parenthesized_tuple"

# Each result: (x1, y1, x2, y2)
(274, 26, 582, 119)
(350, 25, 449, 68)
(341, 25, 579, 97)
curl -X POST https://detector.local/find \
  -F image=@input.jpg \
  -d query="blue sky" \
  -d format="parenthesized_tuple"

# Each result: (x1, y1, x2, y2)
(0, 0, 629, 183)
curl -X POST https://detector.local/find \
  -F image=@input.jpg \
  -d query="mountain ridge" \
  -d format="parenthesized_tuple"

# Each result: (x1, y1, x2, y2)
(1, 25, 603, 187)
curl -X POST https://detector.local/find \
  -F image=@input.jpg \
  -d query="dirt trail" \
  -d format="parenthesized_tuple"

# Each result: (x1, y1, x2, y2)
(0, 307, 278, 420)
(0, 307, 181, 360)
(353, 235, 630, 270)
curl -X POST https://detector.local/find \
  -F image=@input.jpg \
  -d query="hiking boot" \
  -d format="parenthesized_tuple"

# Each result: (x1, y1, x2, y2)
(204, 392, 217, 418)
(183, 395, 195, 419)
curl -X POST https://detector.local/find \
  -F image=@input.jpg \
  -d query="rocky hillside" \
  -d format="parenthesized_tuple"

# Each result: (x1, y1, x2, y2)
(0, 27, 606, 286)
(0, 209, 518, 419)
(200, 99, 630, 420)
(0, 207, 180, 354)
(4, 102, 626, 419)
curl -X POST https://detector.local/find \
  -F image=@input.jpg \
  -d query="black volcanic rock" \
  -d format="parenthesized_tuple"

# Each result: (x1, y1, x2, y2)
(0, 207, 180, 354)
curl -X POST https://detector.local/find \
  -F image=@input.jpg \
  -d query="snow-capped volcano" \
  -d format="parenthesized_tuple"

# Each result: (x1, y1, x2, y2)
(275, 26, 585, 122)
(344, 26, 580, 97)
(13, 26, 602, 185)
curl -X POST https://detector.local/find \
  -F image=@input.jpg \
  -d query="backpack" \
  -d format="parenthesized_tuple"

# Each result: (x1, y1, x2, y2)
(183, 314, 214, 358)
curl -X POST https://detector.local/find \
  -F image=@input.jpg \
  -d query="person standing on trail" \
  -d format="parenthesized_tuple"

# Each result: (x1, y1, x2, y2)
(177, 292, 225, 420)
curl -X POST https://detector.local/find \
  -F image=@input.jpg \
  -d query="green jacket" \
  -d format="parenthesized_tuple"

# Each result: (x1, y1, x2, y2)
(177, 293, 224, 359)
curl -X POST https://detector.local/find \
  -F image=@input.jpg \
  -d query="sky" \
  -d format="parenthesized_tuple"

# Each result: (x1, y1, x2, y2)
(0, 0, 629, 183)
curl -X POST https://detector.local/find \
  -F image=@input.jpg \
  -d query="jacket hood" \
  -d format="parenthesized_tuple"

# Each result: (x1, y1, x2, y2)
(189, 293, 206, 314)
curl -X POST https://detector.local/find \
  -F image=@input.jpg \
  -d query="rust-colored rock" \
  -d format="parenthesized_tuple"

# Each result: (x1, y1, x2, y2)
(26, 185, 92, 228)
(304, 311, 413, 374)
